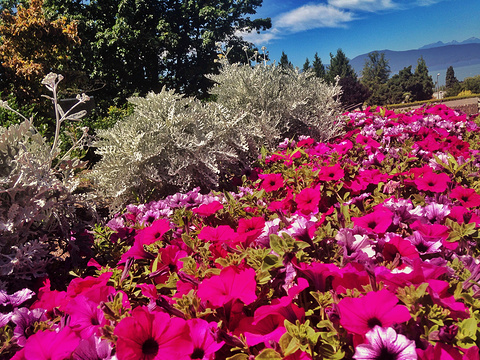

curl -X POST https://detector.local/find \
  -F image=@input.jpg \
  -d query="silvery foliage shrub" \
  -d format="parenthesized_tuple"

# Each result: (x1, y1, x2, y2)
(207, 57, 344, 146)
(90, 87, 257, 209)
(0, 73, 91, 290)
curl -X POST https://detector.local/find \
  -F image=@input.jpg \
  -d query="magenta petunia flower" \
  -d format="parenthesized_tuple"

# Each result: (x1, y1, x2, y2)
(187, 318, 224, 360)
(318, 164, 345, 182)
(259, 173, 285, 192)
(197, 266, 257, 307)
(135, 218, 171, 244)
(450, 186, 480, 208)
(66, 295, 107, 339)
(114, 306, 192, 360)
(295, 187, 321, 215)
(73, 335, 114, 360)
(353, 326, 417, 360)
(21, 327, 81, 360)
(382, 235, 420, 263)
(198, 225, 237, 244)
(338, 289, 411, 335)
(413, 170, 450, 193)
(192, 201, 224, 216)
(237, 217, 265, 245)
(239, 295, 305, 347)
(30, 279, 68, 318)
(352, 207, 393, 234)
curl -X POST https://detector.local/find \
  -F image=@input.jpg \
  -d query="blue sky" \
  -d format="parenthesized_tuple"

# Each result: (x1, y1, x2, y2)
(239, 0, 480, 69)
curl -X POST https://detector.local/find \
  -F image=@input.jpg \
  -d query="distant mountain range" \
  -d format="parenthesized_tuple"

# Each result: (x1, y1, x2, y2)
(350, 38, 480, 78)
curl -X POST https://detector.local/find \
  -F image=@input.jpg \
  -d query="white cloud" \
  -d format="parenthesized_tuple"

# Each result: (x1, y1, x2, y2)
(327, 0, 397, 11)
(237, 0, 451, 46)
(275, 4, 354, 32)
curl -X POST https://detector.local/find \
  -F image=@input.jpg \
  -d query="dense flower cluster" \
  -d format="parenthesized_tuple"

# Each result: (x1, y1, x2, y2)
(2, 104, 480, 359)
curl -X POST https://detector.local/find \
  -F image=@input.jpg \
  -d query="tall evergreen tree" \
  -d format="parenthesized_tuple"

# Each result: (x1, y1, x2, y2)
(414, 57, 434, 100)
(311, 52, 325, 79)
(302, 57, 310, 73)
(326, 49, 356, 84)
(279, 51, 293, 70)
(361, 51, 390, 88)
(445, 66, 459, 89)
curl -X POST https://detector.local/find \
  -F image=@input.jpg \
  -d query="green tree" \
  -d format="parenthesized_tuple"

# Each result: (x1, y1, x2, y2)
(338, 76, 370, 109)
(445, 66, 459, 89)
(312, 52, 325, 79)
(326, 49, 356, 83)
(413, 57, 434, 100)
(0, 0, 79, 102)
(462, 75, 480, 94)
(42, 0, 271, 105)
(279, 51, 293, 70)
(302, 57, 310, 73)
(361, 51, 390, 88)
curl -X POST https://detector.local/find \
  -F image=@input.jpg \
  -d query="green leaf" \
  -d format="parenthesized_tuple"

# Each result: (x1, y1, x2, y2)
(255, 349, 283, 360)
(226, 354, 249, 360)
(279, 332, 300, 356)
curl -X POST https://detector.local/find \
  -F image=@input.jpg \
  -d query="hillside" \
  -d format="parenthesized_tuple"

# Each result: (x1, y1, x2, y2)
(350, 43, 480, 77)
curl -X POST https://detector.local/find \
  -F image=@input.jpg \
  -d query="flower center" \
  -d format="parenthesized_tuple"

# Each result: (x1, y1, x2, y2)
(377, 346, 398, 360)
(142, 338, 159, 355)
(191, 348, 205, 359)
(367, 317, 382, 328)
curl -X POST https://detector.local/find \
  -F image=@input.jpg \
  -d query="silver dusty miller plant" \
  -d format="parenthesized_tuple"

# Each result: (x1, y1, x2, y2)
(90, 87, 257, 210)
(207, 47, 344, 146)
(0, 73, 92, 290)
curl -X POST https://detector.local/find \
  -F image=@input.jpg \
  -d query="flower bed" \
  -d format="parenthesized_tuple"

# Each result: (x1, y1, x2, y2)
(2, 104, 480, 359)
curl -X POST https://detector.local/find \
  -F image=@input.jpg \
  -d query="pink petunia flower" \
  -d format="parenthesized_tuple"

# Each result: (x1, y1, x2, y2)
(259, 173, 285, 192)
(417, 343, 480, 360)
(192, 201, 224, 216)
(352, 207, 393, 234)
(66, 295, 107, 339)
(450, 186, 480, 208)
(19, 327, 81, 360)
(318, 164, 345, 182)
(295, 187, 321, 215)
(30, 279, 68, 318)
(382, 235, 420, 263)
(114, 306, 192, 360)
(413, 170, 450, 193)
(338, 289, 411, 335)
(198, 225, 237, 244)
(73, 335, 115, 360)
(237, 217, 265, 245)
(135, 218, 171, 244)
(197, 266, 257, 307)
(186, 318, 224, 360)
(353, 326, 417, 360)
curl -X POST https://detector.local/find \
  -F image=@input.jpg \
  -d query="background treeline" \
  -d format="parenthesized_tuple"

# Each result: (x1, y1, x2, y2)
(294, 50, 434, 108)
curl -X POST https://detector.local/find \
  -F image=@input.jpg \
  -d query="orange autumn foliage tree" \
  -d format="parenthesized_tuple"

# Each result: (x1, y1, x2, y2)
(0, 0, 79, 102)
